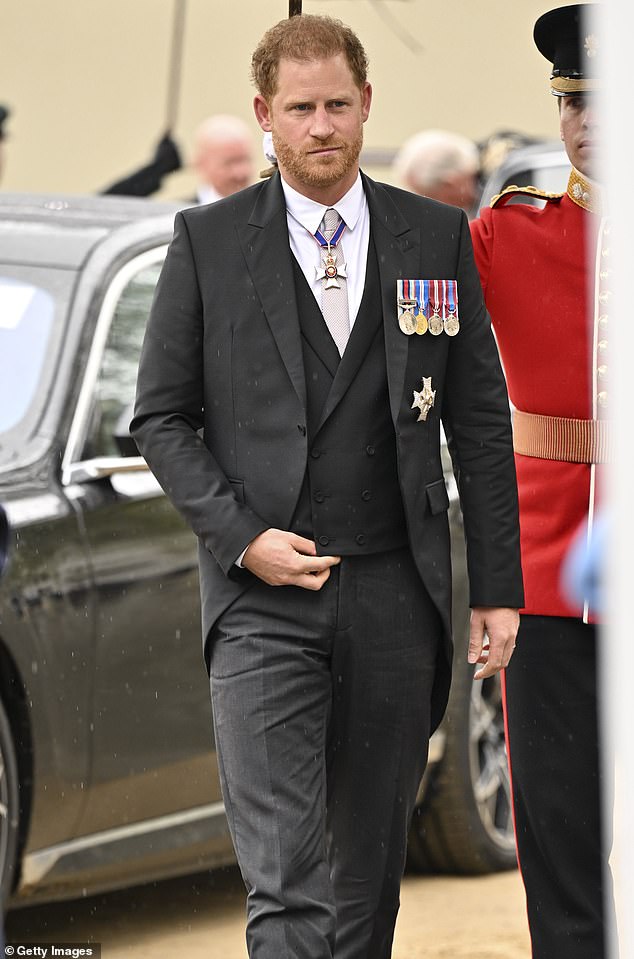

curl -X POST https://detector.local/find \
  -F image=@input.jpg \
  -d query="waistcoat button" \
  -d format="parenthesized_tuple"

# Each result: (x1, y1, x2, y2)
(318, 535, 330, 546)
(355, 533, 366, 545)
(361, 489, 372, 501)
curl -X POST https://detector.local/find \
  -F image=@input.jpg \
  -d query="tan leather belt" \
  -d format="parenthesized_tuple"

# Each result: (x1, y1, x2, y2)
(512, 410, 613, 464)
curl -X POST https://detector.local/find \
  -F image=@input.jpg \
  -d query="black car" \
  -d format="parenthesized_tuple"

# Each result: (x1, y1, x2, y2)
(0, 190, 515, 910)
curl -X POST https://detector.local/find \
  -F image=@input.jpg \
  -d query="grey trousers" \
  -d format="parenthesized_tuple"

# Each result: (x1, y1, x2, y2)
(209, 547, 441, 959)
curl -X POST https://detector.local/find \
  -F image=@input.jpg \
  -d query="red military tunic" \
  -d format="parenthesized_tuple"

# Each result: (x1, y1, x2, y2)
(470, 171, 608, 620)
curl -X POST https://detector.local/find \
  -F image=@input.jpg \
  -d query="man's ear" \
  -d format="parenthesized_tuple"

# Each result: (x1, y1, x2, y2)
(361, 82, 372, 123)
(254, 94, 272, 133)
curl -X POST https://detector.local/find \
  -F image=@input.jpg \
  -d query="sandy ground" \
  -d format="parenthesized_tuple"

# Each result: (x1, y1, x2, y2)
(6, 866, 532, 958)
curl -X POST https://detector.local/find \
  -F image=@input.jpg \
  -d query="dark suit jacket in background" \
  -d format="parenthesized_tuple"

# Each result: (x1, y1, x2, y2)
(131, 171, 524, 731)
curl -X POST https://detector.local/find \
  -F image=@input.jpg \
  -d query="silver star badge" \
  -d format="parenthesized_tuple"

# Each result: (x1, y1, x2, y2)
(412, 377, 436, 422)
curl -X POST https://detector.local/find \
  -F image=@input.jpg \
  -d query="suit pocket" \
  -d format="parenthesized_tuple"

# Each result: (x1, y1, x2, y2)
(228, 478, 245, 504)
(426, 478, 449, 515)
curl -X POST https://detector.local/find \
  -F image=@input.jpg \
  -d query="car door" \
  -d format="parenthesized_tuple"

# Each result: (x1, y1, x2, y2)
(64, 248, 224, 840)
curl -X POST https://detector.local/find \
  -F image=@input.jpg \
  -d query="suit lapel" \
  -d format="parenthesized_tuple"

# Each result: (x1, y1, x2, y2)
(236, 174, 306, 410)
(362, 173, 421, 425)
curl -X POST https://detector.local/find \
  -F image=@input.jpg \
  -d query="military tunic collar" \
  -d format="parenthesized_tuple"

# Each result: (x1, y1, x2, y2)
(567, 167, 605, 216)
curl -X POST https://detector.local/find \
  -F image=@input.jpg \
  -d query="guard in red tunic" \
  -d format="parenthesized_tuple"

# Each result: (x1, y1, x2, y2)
(470, 5, 614, 958)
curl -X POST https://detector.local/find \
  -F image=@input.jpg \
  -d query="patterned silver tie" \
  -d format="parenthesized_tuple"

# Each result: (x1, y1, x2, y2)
(318, 208, 350, 356)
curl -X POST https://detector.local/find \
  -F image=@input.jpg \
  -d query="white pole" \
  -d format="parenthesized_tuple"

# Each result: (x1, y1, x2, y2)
(602, 2, 633, 956)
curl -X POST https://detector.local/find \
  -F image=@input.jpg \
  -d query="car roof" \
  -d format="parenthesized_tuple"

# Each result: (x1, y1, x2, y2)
(0, 192, 184, 270)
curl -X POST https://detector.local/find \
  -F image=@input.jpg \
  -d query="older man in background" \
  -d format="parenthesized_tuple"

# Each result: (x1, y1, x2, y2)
(191, 113, 255, 204)
(393, 128, 480, 215)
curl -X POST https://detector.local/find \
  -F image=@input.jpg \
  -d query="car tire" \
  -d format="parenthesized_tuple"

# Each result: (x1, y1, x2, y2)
(0, 697, 19, 903)
(408, 652, 517, 874)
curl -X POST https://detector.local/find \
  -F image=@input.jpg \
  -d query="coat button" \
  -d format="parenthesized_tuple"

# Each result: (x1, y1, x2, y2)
(310, 449, 321, 459)
(314, 491, 325, 503)
(355, 533, 366, 545)
(361, 490, 372, 501)
(598, 390, 608, 408)
(318, 535, 330, 546)
(366, 445, 375, 456)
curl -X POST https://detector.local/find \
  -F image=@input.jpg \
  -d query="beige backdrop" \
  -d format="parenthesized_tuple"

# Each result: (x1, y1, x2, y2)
(2, 0, 576, 198)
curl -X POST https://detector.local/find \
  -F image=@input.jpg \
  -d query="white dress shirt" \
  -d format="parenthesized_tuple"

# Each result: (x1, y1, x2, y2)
(280, 172, 370, 329)
(196, 184, 223, 205)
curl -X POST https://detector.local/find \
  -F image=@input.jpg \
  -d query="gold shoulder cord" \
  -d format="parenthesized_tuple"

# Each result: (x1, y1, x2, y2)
(490, 184, 565, 209)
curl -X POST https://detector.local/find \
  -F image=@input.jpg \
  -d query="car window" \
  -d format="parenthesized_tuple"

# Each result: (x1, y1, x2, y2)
(83, 260, 163, 459)
(0, 279, 56, 433)
(0, 268, 75, 469)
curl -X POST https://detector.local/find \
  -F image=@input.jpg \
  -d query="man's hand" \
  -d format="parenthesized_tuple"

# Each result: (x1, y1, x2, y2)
(468, 607, 520, 680)
(242, 528, 341, 590)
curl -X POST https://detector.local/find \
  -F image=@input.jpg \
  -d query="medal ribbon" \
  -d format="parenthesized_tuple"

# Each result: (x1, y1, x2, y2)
(313, 218, 346, 249)
(447, 280, 456, 314)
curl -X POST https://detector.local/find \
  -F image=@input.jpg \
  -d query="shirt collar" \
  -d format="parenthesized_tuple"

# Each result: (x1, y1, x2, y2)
(197, 184, 223, 205)
(280, 173, 366, 236)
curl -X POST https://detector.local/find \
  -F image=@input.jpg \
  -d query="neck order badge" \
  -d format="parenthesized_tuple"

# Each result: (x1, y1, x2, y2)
(315, 208, 350, 355)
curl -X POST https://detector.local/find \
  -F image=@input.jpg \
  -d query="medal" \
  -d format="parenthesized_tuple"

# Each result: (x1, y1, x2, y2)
(412, 376, 436, 422)
(443, 280, 460, 336)
(428, 280, 443, 335)
(416, 313, 428, 335)
(415, 281, 428, 334)
(444, 314, 459, 336)
(312, 217, 347, 289)
(429, 315, 443, 335)
(399, 310, 417, 335)
(397, 280, 418, 335)
(315, 246, 347, 289)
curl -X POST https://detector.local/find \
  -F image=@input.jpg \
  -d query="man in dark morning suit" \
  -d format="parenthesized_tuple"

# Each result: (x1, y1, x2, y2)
(131, 13, 523, 959)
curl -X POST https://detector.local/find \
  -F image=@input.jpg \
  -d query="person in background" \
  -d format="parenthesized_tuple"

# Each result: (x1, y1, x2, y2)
(470, 5, 615, 957)
(191, 113, 255, 204)
(131, 12, 523, 957)
(392, 128, 480, 215)
(0, 105, 10, 181)
(100, 131, 182, 197)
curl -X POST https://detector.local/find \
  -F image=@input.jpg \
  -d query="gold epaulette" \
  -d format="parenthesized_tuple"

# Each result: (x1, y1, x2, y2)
(490, 184, 565, 208)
